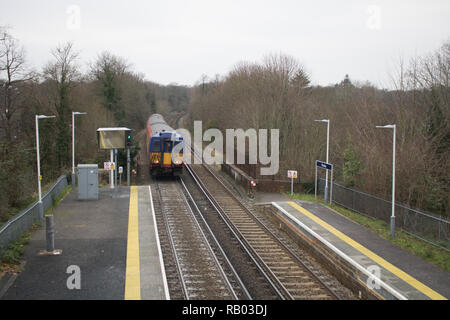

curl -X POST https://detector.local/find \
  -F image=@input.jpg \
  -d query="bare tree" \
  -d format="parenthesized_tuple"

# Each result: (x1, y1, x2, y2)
(0, 30, 35, 144)
(42, 42, 81, 168)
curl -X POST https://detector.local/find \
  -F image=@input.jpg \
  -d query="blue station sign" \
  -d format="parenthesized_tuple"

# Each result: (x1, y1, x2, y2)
(316, 160, 333, 171)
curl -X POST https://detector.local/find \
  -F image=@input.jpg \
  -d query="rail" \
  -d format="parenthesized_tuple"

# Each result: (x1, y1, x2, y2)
(179, 177, 251, 300)
(185, 163, 289, 299)
(154, 179, 238, 299)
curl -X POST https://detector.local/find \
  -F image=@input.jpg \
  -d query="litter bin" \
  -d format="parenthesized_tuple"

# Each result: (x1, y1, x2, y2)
(77, 164, 98, 200)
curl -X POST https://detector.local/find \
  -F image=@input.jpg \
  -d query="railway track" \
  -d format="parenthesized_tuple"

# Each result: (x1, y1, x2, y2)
(185, 161, 340, 300)
(137, 115, 352, 300)
(180, 174, 281, 299)
(151, 179, 244, 300)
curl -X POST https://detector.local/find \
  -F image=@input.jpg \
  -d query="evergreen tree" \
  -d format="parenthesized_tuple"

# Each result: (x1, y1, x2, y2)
(427, 87, 449, 154)
(343, 139, 361, 187)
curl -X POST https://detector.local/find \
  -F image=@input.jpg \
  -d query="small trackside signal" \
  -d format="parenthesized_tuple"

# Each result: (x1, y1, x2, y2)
(126, 130, 132, 147)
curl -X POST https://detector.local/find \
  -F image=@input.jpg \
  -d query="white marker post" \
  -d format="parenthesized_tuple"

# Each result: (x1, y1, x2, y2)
(110, 149, 114, 188)
(114, 149, 118, 187)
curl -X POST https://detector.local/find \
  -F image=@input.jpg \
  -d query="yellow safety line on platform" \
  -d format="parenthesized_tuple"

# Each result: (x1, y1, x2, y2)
(287, 201, 447, 300)
(125, 186, 140, 300)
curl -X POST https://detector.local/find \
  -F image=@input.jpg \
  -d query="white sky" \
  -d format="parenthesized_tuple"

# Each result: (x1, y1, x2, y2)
(1, 0, 449, 88)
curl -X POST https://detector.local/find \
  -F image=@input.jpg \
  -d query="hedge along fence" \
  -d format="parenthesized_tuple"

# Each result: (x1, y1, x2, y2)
(0, 175, 68, 258)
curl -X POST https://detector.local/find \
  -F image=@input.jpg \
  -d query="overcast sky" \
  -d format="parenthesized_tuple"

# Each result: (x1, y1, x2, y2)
(1, 0, 449, 88)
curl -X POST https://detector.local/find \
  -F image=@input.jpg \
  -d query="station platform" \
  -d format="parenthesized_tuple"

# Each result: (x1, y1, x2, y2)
(0, 186, 168, 300)
(271, 200, 450, 300)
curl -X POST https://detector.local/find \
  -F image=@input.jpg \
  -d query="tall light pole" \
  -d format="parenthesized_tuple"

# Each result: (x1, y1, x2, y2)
(315, 119, 330, 203)
(376, 124, 396, 238)
(72, 111, 87, 188)
(36, 114, 56, 225)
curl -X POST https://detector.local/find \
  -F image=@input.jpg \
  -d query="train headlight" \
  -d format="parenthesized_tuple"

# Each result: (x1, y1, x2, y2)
(174, 160, 182, 165)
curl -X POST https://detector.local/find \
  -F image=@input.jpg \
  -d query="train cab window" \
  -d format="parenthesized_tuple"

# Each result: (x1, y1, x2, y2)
(151, 139, 161, 152)
(163, 140, 172, 152)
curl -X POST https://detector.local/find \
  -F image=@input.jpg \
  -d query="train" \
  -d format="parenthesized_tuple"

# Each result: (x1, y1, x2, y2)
(146, 114, 184, 176)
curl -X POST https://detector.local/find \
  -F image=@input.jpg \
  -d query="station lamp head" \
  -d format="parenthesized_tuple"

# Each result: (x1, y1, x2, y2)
(376, 124, 395, 129)
(37, 115, 56, 119)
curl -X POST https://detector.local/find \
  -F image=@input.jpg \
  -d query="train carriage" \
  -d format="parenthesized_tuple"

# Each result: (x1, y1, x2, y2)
(146, 114, 184, 176)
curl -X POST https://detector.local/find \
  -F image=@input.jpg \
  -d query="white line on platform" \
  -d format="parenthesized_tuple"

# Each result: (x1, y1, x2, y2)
(149, 185, 170, 300)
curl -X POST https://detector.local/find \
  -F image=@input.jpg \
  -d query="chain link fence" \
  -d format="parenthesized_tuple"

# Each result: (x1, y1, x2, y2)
(0, 175, 68, 258)
(318, 179, 450, 251)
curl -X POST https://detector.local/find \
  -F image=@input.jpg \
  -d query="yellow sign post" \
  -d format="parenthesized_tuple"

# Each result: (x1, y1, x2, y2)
(287, 170, 298, 195)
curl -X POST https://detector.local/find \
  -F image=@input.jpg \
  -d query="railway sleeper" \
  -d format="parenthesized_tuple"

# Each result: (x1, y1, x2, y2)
(284, 282, 320, 289)
(293, 294, 331, 300)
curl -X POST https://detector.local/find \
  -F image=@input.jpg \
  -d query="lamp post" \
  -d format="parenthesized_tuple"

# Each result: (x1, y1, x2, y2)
(35, 114, 56, 225)
(376, 124, 396, 238)
(72, 111, 87, 188)
(315, 119, 330, 203)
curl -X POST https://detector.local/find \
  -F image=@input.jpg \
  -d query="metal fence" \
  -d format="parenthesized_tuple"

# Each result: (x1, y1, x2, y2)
(0, 175, 68, 257)
(318, 179, 450, 251)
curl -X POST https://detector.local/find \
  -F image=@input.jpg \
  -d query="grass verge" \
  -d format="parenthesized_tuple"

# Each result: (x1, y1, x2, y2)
(285, 192, 450, 273)
(0, 224, 39, 274)
(44, 185, 72, 215)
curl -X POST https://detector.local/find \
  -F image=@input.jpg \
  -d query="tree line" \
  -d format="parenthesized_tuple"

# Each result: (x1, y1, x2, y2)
(188, 42, 449, 217)
(1, 25, 447, 219)
(0, 28, 189, 222)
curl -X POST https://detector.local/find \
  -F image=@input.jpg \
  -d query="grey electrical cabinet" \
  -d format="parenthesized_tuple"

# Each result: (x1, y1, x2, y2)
(77, 164, 99, 200)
